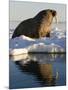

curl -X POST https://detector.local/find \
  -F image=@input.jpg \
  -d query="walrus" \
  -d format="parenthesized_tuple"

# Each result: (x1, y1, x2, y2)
(12, 9, 57, 39)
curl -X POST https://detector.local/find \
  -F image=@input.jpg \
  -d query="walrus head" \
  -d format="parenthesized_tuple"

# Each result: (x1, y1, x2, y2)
(36, 9, 57, 38)
(35, 9, 57, 23)
(50, 10, 57, 17)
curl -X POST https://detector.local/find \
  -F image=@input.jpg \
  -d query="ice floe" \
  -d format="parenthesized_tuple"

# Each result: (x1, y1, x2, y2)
(9, 27, 66, 55)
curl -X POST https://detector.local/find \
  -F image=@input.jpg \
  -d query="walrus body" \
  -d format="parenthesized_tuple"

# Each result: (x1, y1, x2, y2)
(12, 9, 57, 39)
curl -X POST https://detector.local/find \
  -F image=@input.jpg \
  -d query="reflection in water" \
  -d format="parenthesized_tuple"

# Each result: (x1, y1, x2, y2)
(15, 60, 56, 86)
(10, 53, 65, 64)
(14, 54, 63, 86)
(10, 54, 66, 88)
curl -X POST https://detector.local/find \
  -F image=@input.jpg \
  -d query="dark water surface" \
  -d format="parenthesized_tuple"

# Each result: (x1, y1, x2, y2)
(9, 54, 66, 89)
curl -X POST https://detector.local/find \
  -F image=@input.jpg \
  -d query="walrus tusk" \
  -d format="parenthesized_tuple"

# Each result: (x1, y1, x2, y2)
(56, 71, 59, 79)
(55, 16, 58, 24)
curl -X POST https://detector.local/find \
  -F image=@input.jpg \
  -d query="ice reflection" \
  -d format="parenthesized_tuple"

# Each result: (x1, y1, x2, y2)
(10, 53, 65, 64)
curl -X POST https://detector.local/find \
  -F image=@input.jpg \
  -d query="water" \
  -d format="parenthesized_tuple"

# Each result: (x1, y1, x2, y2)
(9, 53, 66, 89)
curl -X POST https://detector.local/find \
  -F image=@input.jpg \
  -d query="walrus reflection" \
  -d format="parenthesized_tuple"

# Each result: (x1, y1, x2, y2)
(39, 64, 53, 85)
(15, 60, 57, 86)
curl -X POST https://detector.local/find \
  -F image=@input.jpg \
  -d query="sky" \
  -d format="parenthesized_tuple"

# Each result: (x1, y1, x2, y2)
(9, 1, 66, 22)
